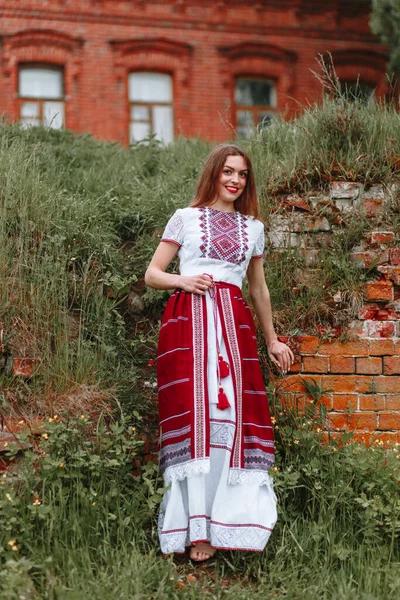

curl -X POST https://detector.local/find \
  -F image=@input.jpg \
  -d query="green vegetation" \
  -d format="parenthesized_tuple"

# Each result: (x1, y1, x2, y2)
(371, 0, 400, 74)
(0, 409, 399, 599)
(0, 91, 399, 597)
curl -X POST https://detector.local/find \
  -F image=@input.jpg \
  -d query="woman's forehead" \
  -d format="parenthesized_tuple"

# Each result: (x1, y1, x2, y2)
(223, 155, 248, 170)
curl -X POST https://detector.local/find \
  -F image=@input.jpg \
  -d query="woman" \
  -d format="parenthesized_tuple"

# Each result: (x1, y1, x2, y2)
(145, 144, 294, 561)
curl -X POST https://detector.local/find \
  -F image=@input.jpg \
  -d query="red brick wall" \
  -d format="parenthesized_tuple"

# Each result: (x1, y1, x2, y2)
(272, 182, 400, 444)
(0, 0, 388, 144)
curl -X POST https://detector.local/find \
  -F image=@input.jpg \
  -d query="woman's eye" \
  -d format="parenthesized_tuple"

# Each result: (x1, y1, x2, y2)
(223, 169, 231, 175)
(240, 172, 247, 178)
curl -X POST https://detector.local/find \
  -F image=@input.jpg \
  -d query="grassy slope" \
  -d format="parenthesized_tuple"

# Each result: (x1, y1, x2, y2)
(0, 95, 399, 598)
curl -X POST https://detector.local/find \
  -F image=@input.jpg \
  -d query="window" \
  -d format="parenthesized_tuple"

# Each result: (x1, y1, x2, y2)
(18, 65, 65, 129)
(128, 72, 174, 144)
(341, 81, 375, 103)
(235, 78, 277, 137)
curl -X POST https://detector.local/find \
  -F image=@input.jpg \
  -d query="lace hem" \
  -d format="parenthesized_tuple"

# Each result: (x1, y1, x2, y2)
(228, 468, 274, 487)
(163, 458, 210, 484)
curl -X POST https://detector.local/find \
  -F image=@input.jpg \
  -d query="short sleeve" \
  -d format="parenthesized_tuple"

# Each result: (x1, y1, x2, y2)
(252, 224, 265, 258)
(161, 209, 184, 248)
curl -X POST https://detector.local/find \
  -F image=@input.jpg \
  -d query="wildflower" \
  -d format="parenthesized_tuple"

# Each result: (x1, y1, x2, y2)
(147, 359, 154, 367)
(42, 433, 49, 440)
(316, 427, 322, 433)
(59, 462, 65, 469)
(131, 427, 136, 432)
(33, 499, 42, 506)
(7, 540, 16, 547)
(271, 417, 276, 424)
(92, 502, 96, 506)
(48, 417, 54, 423)
(18, 420, 24, 425)
(41, 452, 47, 458)
(294, 440, 299, 445)
(333, 447, 337, 452)
(275, 425, 279, 430)
(80, 415, 86, 420)
(3, 442, 8, 448)
(11, 545, 18, 551)
(2, 473, 7, 479)
(273, 467, 279, 472)
(6, 493, 12, 502)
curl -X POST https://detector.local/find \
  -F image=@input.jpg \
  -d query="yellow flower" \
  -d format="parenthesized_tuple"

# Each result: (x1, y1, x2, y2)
(273, 467, 279, 472)
(131, 427, 136, 432)
(42, 433, 49, 440)
(316, 428, 322, 433)
(33, 499, 42, 506)
(11, 545, 18, 552)
(3, 442, 8, 448)
(294, 440, 299, 445)
(48, 417, 54, 423)
(6, 493, 12, 502)
(18, 420, 24, 425)
(59, 462, 65, 469)
(2, 473, 7, 479)
(271, 417, 276, 424)
(7, 540, 16, 547)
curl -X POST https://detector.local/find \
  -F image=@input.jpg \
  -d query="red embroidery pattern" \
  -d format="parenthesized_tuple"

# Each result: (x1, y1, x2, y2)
(199, 208, 248, 264)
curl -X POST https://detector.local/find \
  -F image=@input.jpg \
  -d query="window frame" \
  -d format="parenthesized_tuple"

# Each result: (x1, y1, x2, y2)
(234, 76, 278, 136)
(128, 70, 175, 144)
(17, 63, 65, 128)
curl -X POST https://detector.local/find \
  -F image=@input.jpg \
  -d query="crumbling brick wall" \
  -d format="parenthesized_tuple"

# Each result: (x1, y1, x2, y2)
(269, 182, 400, 443)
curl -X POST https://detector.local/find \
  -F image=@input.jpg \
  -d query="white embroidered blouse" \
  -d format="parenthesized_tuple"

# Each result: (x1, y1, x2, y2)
(161, 206, 265, 289)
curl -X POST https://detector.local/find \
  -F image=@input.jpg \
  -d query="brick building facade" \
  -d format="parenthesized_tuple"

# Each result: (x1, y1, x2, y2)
(0, 1, 388, 144)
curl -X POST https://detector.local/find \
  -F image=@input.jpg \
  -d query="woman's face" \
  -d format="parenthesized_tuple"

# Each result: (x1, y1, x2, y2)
(214, 155, 248, 206)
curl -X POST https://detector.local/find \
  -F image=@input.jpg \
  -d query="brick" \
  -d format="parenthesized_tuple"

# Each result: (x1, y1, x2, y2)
(376, 265, 400, 285)
(383, 356, 400, 375)
(369, 339, 396, 356)
(371, 432, 398, 446)
(374, 376, 400, 393)
(299, 336, 320, 355)
(318, 339, 369, 356)
(369, 231, 395, 245)
(348, 413, 378, 430)
(330, 182, 360, 199)
(389, 248, 400, 265)
(333, 394, 357, 411)
(347, 320, 369, 338)
(351, 249, 389, 268)
(279, 374, 321, 394)
(289, 360, 302, 373)
(367, 321, 395, 338)
(364, 280, 394, 303)
(330, 356, 355, 373)
(359, 304, 380, 320)
(327, 413, 350, 430)
(356, 357, 382, 375)
(321, 375, 371, 393)
(386, 395, 400, 410)
(302, 356, 329, 373)
(359, 394, 385, 411)
(362, 198, 384, 217)
(378, 413, 400, 430)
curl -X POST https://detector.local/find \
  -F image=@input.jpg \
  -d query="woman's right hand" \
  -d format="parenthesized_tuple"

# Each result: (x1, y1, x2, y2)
(177, 274, 213, 295)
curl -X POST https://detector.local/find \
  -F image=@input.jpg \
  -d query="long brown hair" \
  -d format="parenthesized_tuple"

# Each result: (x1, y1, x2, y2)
(190, 144, 260, 220)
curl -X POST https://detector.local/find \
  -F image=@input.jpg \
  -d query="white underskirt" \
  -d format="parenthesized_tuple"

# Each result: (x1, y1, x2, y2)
(158, 306, 278, 554)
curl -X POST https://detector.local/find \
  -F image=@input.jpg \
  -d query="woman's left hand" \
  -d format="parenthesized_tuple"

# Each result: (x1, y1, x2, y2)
(267, 340, 295, 375)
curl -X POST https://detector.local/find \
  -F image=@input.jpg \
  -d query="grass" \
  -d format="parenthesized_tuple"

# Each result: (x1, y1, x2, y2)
(0, 89, 399, 597)
(0, 409, 399, 599)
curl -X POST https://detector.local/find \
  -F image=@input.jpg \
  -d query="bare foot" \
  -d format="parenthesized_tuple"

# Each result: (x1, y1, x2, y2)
(190, 542, 216, 562)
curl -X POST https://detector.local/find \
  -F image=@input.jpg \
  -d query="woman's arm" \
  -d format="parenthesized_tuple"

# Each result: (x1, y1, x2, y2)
(144, 242, 213, 295)
(247, 257, 294, 373)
